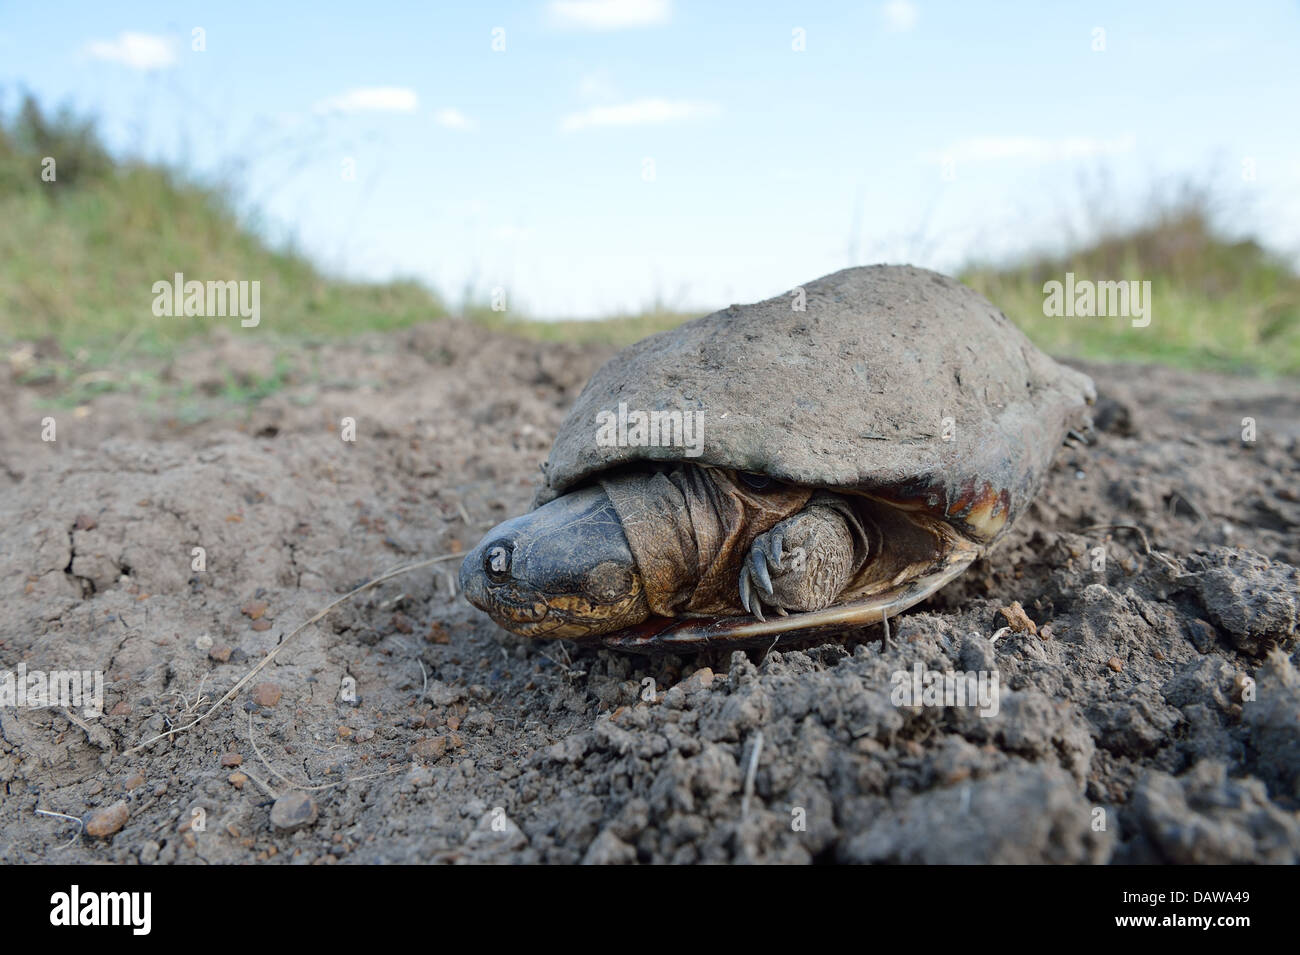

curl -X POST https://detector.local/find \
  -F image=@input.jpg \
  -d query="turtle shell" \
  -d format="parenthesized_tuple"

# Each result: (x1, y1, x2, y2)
(538, 265, 1095, 546)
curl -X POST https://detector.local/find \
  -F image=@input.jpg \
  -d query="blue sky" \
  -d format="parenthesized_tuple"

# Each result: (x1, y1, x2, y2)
(3, 1, 1298, 317)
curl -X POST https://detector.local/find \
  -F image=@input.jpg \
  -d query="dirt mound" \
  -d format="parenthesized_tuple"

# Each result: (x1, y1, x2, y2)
(1, 325, 1297, 863)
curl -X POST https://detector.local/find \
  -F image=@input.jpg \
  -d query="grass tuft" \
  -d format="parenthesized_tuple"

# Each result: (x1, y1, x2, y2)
(960, 203, 1300, 375)
(2, 96, 1297, 376)
(0, 93, 444, 361)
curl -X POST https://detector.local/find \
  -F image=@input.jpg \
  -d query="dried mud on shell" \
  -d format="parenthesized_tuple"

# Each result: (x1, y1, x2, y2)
(1, 323, 1297, 863)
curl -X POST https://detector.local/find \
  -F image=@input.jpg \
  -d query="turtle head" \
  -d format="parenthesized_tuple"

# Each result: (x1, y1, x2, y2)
(459, 485, 651, 640)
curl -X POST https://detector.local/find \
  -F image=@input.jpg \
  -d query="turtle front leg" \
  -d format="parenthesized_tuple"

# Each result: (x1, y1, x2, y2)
(738, 494, 866, 621)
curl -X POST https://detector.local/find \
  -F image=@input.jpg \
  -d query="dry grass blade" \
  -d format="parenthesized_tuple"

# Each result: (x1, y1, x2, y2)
(35, 808, 84, 850)
(124, 552, 464, 755)
(1079, 522, 1183, 574)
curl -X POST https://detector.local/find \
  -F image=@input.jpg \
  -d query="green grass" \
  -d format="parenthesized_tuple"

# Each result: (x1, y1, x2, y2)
(0, 94, 445, 364)
(2, 96, 1298, 377)
(960, 205, 1300, 376)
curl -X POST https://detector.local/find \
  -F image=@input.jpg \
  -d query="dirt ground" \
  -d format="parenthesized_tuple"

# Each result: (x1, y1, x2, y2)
(1, 320, 1298, 864)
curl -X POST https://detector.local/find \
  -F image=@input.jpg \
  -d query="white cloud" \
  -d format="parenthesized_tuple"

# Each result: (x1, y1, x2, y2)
(880, 1, 919, 33)
(85, 32, 177, 70)
(924, 134, 1137, 165)
(314, 87, 419, 115)
(549, 0, 671, 31)
(561, 97, 719, 131)
(434, 107, 476, 130)
(579, 70, 619, 101)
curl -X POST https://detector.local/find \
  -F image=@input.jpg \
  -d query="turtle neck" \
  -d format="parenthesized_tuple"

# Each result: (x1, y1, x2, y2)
(599, 465, 811, 618)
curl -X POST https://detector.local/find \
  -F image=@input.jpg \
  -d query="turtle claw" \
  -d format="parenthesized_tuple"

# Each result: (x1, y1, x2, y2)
(738, 559, 769, 621)
(738, 523, 797, 621)
(750, 548, 774, 596)
(740, 530, 790, 621)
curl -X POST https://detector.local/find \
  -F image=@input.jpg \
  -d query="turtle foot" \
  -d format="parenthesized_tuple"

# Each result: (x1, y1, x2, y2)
(737, 503, 856, 621)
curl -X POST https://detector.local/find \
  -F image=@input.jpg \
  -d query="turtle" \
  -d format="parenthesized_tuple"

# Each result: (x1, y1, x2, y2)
(459, 265, 1095, 652)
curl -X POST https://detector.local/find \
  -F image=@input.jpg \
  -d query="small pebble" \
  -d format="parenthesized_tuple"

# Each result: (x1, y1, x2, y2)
(411, 736, 447, 761)
(270, 792, 318, 831)
(1186, 618, 1217, 653)
(684, 666, 714, 689)
(221, 753, 243, 767)
(998, 601, 1038, 636)
(209, 645, 232, 663)
(241, 600, 268, 620)
(85, 801, 129, 838)
(1107, 656, 1124, 673)
(251, 682, 282, 707)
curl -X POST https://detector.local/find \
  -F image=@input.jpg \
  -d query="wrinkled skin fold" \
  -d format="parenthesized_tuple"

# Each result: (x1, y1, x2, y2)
(597, 466, 813, 617)
(460, 464, 957, 644)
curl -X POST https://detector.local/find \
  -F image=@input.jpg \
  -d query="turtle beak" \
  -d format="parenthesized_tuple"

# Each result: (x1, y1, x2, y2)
(459, 514, 533, 617)
(458, 486, 650, 639)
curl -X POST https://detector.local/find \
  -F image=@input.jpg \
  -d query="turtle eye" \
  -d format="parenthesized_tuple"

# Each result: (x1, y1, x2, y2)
(484, 542, 513, 582)
(738, 471, 772, 491)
